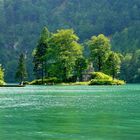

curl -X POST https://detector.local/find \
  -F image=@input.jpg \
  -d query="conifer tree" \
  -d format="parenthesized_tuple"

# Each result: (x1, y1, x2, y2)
(33, 27, 50, 84)
(15, 53, 28, 84)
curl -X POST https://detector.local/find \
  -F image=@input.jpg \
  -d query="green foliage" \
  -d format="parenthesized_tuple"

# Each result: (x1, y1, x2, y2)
(0, 80, 5, 85)
(120, 50, 140, 83)
(87, 34, 122, 79)
(74, 57, 88, 81)
(88, 34, 111, 71)
(112, 23, 140, 53)
(0, 0, 139, 82)
(90, 72, 111, 80)
(104, 52, 122, 79)
(89, 72, 125, 85)
(30, 77, 61, 85)
(0, 65, 5, 85)
(15, 53, 28, 83)
(32, 28, 124, 84)
(89, 79, 125, 85)
(0, 65, 4, 81)
(33, 27, 50, 80)
(48, 29, 83, 82)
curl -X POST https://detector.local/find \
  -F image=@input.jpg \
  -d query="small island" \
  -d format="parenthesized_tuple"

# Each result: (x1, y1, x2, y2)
(29, 72, 125, 86)
(0, 28, 125, 86)
(24, 28, 125, 86)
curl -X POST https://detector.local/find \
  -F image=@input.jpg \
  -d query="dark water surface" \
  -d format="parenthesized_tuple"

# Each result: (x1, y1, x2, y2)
(0, 85, 140, 140)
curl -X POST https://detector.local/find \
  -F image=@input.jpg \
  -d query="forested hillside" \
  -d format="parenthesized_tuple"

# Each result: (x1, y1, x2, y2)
(0, 0, 139, 82)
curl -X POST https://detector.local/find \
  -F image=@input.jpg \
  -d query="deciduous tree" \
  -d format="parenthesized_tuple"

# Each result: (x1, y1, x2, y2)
(88, 34, 111, 71)
(49, 29, 83, 82)
(105, 52, 122, 79)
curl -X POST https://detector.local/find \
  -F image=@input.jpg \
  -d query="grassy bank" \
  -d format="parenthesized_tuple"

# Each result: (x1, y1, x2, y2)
(29, 72, 125, 86)
(89, 72, 125, 85)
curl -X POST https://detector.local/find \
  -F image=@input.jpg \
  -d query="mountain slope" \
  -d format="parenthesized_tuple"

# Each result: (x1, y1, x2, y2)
(0, 0, 139, 81)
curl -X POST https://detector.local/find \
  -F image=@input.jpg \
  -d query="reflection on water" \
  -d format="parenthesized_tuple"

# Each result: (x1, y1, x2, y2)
(0, 85, 140, 140)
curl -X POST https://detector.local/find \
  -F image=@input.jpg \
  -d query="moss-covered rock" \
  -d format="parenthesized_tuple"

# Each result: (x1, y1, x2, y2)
(89, 72, 125, 85)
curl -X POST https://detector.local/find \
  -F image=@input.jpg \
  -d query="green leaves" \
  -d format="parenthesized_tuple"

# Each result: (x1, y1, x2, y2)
(88, 34, 111, 71)
(87, 34, 123, 79)
(33, 28, 84, 82)
(48, 29, 83, 81)
(105, 52, 122, 79)
(33, 27, 50, 80)
(120, 50, 140, 82)
(33, 27, 125, 83)
(0, 64, 4, 83)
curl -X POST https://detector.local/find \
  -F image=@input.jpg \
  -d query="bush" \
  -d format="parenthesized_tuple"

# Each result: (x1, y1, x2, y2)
(90, 72, 111, 80)
(0, 80, 6, 85)
(0, 65, 5, 85)
(89, 72, 125, 85)
(89, 79, 125, 85)
(30, 77, 61, 85)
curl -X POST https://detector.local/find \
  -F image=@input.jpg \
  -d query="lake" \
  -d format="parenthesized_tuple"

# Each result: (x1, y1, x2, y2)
(0, 85, 140, 140)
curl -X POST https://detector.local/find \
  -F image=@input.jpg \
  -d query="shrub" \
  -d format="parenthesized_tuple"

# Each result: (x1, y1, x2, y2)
(30, 77, 61, 85)
(89, 79, 125, 85)
(0, 80, 5, 85)
(90, 72, 112, 80)
(89, 72, 125, 85)
(0, 65, 5, 85)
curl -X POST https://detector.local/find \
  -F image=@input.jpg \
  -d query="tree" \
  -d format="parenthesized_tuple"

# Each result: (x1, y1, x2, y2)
(105, 52, 122, 79)
(132, 50, 140, 82)
(120, 53, 132, 82)
(88, 34, 111, 71)
(33, 27, 50, 83)
(15, 53, 28, 84)
(0, 64, 5, 85)
(74, 57, 88, 81)
(48, 29, 83, 82)
(119, 50, 140, 83)
(0, 64, 4, 80)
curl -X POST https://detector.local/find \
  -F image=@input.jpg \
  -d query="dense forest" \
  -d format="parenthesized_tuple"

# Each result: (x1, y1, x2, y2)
(0, 0, 139, 82)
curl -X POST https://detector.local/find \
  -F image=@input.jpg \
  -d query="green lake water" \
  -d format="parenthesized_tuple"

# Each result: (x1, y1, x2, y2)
(0, 85, 140, 140)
